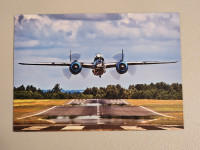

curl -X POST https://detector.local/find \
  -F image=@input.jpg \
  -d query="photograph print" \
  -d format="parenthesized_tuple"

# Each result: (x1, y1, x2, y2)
(14, 13, 183, 131)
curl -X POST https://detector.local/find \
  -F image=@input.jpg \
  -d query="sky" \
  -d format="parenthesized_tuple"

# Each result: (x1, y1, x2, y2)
(14, 13, 182, 90)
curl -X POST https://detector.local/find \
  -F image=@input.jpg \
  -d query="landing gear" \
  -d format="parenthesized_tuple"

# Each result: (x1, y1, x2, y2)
(99, 76, 101, 78)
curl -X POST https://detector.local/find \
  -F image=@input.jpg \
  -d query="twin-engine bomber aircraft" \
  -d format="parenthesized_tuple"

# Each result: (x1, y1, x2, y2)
(19, 50, 178, 79)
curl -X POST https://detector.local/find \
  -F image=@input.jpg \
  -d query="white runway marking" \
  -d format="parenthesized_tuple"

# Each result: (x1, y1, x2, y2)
(22, 126, 49, 131)
(17, 106, 57, 120)
(16, 125, 183, 131)
(61, 126, 85, 130)
(121, 126, 146, 130)
(121, 99, 128, 105)
(68, 99, 75, 105)
(158, 126, 182, 130)
(140, 106, 172, 118)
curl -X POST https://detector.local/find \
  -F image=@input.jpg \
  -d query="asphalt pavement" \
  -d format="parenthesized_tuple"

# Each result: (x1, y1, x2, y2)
(13, 99, 183, 131)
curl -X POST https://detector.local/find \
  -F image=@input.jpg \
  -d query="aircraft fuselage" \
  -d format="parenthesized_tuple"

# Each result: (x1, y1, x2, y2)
(92, 54, 106, 77)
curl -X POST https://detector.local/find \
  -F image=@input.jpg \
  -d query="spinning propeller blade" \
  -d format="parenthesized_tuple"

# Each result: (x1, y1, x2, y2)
(109, 66, 137, 80)
(109, 69, 121, 80)
(62, 68, 72, 79)
(80, 68, 90, 78)
(110, 49, 137, 79)
(112, 53, 124, 61)
(128, 66, 137, 76)
(68, 52, 81, 61)
(112, 49, 124, 61)
(62, 67, 90, 80)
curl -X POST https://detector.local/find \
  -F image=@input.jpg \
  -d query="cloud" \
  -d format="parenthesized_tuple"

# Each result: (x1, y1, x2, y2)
(95, 21, 141, 39)
(45, 13, 122, 21)
(18, 15, 24, 24)
(14, 13, 180, 51)
(86, 33, 96, 39)
(14, 14, 83, 49)
(122, 13, 180, 41)
(52, 20, 82, 39)
(15, 40, 39, 47)
(14, 13, 181, 89)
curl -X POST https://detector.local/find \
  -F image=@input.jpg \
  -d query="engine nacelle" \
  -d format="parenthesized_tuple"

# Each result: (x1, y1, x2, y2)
(69, 61, 82, 75)
(116, 61, 128, 74)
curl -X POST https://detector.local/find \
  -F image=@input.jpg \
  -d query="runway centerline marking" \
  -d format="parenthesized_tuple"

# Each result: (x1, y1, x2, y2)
(97, 99, 102, 124)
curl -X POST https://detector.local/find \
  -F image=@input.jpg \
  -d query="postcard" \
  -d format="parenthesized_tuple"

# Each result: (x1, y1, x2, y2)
(14, 13, 183, 131)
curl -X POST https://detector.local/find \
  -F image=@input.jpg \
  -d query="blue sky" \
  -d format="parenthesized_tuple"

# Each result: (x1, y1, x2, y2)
(14, 13, 182, 90)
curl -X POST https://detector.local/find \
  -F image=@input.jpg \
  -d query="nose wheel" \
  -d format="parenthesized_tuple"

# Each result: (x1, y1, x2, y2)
(99, 76, 101, 78)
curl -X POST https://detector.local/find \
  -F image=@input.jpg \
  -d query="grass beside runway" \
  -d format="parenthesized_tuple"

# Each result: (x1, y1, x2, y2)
(126, 99, 183, 125)
(14, 99, 71, 124)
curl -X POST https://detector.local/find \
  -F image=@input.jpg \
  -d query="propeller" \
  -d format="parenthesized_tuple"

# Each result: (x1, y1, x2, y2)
(128, 66, 137, 76)
(112, 52, 124, 62)
(110, 50, 137, 80)
(62, 67, 90, 80)
(62, 51, 90, 79)
(80, 68, 90, 78)
(62, 68, 72, 79)
(109, 66, 137, 80)
(109, 69, 121, 80)
(68, 52, 81, 62)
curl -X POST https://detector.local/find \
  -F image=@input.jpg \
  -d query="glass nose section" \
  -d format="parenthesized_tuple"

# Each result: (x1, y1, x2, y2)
(98, 59, 102, 64)
(95, 59, 102, 65)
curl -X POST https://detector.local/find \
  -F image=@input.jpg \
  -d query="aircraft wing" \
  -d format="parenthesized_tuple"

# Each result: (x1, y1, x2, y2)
(81, 63, 93, 68)
(105, 61, 178, 68)
(19, 62, 71, 66)
(126, 61, 178, 65)
(105, 63, 118, 68)
(19, 62, 94, 68)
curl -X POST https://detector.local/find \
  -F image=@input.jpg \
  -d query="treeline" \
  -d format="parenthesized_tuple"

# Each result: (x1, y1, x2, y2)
(14, 84, 92, 99)
(84, 83, 182, 99)
(14, 82, 182, 100)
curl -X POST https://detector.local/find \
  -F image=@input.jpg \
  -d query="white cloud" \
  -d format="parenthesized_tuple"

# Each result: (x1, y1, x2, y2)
(14, 14, 83, 48)
(52, 20, 82, 39)
(95, 21, 141, 39)
(15, 40, 39, 47)
(142, 23, 180, 40)
(86, 33, 96, 39)
(121, 13, 180, 40)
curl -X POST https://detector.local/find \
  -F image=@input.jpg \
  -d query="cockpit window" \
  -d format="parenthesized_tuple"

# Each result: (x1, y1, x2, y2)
(94, 55, 104, 62)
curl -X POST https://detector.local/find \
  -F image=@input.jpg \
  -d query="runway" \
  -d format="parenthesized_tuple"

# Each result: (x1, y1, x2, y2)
(13, 99, 184, 131)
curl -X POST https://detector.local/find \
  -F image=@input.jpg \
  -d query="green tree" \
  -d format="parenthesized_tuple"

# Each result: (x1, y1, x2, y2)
(16, 85, 25, 91)
(105, 85, 119, 99)
(52, 84, 62, 93)
(135, 84, 144, 91)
